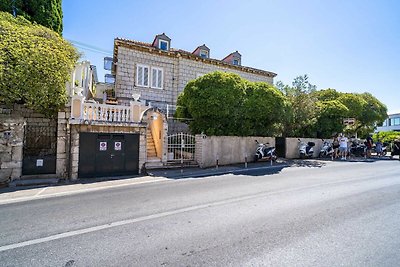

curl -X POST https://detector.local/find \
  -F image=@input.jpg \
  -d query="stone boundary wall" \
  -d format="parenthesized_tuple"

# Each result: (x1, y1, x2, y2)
(0, 104, 58, 182)
(195, 135, 275, 168)
(0, 116, 25, 184)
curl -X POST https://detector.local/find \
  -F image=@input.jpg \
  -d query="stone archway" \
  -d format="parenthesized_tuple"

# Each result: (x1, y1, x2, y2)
(141, 109, 168, 168)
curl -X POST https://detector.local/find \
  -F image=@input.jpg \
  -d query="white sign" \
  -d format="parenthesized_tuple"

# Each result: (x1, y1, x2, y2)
(114, 141, 122, 151)
(99, 141, 107, 151)
(36, 159, 43, 167)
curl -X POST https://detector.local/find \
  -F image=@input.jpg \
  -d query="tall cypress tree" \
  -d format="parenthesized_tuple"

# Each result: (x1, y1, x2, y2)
(0, 0, 63, 35)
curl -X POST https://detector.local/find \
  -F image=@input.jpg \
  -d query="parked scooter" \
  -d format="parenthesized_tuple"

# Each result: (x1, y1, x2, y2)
(380, 142, 389, 156)
(254, 140, 277, 162)
(390, 140, 400, 160)
(319, 139, 333, 158)
(349, 140, 366, 157)
(298, 139, 315, 159)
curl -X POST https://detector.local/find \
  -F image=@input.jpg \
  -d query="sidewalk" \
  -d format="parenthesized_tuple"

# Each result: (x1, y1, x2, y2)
(0, 160, 288, 205)
(148, 160, 289, 178)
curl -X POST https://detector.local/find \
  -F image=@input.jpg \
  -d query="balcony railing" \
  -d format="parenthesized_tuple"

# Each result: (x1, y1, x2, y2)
(70, 95, 150, 124)
(82, 102, 132, 122)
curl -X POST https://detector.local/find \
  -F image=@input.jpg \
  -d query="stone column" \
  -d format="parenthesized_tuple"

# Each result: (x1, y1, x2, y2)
(56, 110, 70, 179)
(69, 125, 80, 180)
(0, 116, 25, 184)
(70, 95, 85, 120)
(195, 134, 204, 168)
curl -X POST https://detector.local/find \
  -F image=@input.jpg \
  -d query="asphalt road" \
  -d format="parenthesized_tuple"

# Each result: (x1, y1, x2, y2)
(0, 160, 399, 266)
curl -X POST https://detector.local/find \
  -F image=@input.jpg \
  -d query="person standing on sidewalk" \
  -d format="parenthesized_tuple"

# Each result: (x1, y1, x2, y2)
(332, 134, 340, 159)
(339, 134, 349, 160)
(366, 134, 373, 158)
(375, 139, 383, 157)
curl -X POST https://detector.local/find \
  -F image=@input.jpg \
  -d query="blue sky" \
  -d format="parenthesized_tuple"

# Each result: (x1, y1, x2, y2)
(63, 0, 400, 113)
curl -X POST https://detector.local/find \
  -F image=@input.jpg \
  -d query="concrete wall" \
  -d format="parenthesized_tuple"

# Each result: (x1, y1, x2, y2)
(195, 135, 275, 168)
(285, 138, 324, 159)
(0, 116, 25, 184)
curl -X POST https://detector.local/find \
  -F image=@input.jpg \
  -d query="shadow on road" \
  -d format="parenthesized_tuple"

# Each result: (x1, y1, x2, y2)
(150, 162, 290, 179)
(290, 160, 326, 168)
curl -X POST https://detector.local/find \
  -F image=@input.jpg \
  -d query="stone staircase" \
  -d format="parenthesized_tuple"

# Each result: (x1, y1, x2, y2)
(146, 130, 163, 169)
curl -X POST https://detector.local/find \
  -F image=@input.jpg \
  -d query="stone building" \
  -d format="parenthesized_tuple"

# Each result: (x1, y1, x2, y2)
(111, 33, 277, 112)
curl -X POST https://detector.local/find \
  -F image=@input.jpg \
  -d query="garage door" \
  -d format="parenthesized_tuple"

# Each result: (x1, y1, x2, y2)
(78, 133, 139, 178)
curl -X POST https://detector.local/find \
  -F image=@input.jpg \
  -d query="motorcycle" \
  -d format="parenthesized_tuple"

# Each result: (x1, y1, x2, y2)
(349, 140, 366, 157)
(382, 142, 389, 156)
(372, 142, 389, 156)
(319, 139, 334, 158)
(298, 139, 315, 159)
(390, 141, 400, 160)
(254, 140, 277, 162)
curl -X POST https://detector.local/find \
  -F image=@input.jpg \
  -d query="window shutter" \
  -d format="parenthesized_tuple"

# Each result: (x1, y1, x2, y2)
(158, 69, 162, 88)
(152, 68, 157, 88)
(143, 67, 149, 86)
(137, 66, 143, 86)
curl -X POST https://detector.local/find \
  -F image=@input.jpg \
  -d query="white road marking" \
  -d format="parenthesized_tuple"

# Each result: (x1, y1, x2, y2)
(0, 178, 168, 206)
(34, 187, 47, 197)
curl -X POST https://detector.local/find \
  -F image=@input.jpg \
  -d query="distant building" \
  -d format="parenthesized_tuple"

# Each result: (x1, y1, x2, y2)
(376, 113, 400, 132)
(110, 33, 277, 112)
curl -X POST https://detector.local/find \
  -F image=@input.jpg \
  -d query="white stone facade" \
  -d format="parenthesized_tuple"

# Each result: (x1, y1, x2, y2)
(114, 40, 276, 110)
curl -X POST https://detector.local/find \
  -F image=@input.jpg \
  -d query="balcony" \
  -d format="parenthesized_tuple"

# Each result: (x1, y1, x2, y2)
(70, 96, 150, 125)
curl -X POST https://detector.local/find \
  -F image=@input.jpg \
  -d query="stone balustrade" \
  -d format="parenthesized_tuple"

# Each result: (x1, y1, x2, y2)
(82, 102, 132, 122)
(70, 96, 149, 124)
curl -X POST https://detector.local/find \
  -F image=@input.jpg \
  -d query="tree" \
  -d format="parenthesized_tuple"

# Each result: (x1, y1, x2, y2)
(314, 100, 348, 138)
(373, 131, 400, 143)
(338, 92, 387, 137)
(176, 71, 246, 135)
(0, 12, 79, 116)
(242, 82, 287, 136)
(276, 75, 318, 137)
(0, 0, 63, 35)
(313, 88, 341, 102)
(176, 71, 287, 136)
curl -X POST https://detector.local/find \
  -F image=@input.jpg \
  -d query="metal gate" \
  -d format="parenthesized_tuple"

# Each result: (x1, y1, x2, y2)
(167, 133, 195, 162)
(22, 124, 57, 175)
(78, 132, 139, 178)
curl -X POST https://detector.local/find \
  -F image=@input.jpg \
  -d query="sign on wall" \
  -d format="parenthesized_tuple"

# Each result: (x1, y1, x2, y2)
(114, 141, 122, 151)
(99, 141, 107, 151)
(36, 159, 43, 167)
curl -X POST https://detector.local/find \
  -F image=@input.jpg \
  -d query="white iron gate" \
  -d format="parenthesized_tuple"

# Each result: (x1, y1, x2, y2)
(167, 133, 195, 162)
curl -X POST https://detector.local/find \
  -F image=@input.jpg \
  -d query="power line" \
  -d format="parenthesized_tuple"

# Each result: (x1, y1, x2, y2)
(67, 39, 113, 56)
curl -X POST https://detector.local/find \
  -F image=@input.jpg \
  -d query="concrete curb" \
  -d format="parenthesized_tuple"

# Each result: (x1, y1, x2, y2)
(147, 162, 290, 179)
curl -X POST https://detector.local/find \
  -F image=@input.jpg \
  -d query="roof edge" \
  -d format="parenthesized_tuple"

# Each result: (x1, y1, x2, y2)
(113, 38, 277, 78)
